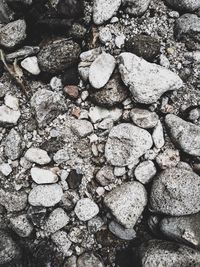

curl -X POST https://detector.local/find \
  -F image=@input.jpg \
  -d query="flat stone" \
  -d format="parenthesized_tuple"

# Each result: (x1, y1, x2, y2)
(4, 129, 23, 160)
(25, 148, 51, 165)
(51, 230, 72, 256)
(89, 106, 122, 123)
(105, 123, 153, 166)
(150, 167, 200, 216)
(0, 189, 27, 212)
(96, 165, 115, 186)
(10, 214, 33, 237)
(165, 0, 200, 12)
(44, 208, 69, 234)
(130, 108, 159, 129)
(31, 167, 58, 184)
(71, 119, 94, 138)
(4, 94, 19, 110)
(152, 120, 165, 149)
(109, 221, 136, 240)
(28, 184, 63, 207)
(122, 0, 151, 16)
(104, 182, 147, 228)
(0, 105, 20, 125)
(134, 160, 157, 184)
(21, 56, 40, 75)
(118, 53, 183, 104)
(74, 198, 99, 221)
(165, 114, 200, 157)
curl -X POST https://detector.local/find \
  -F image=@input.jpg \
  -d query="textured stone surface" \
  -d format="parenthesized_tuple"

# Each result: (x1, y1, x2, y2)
(77, 252, 104, 267)
(4, 129, 23, 160)
(31, 167, 58, 184)
(25, 147, 51, 165)
(44, 208, 69, 234)
(165, 0, 200, 12)
(0, 105, 20, 125)
(122, 0, 151, 16)
(51, 230, 72, 256)
(71, 119, 93, 138)
(10, 214, 33, 237)
(0, 189, 27, 212)
(75, 198, 99, 221)
(134, 160, 157, 184)
(130, 108, 158, 129)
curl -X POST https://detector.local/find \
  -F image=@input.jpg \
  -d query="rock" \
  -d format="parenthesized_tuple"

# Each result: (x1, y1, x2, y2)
(27, 206, 47, 227)
(25, 148, 51, 165)
(44, 208, 69, 234)
(165, 0, 200, 12)
(150, 167, 200, 216)
(98, 118, 114, 130)
(10, 214, 33, 237)
(104, 182, 147, 228)
(61, 190, 79, 211)
(115, 34, 126, 48)
(165, 114, 200, 157)
(67, 170, 83, 189)
(125, 35, 160, 61)
(4, 94, 19, 110)
(152, 120, 165, 149)
(21, 56, 40, 75)
(77, 252, 104, 267)
(93, 0, 121, 25)
(122, 0, 151, 16)
(114, 166, 126, 177)
(6, 46, 40, 62)
(88, 217, 104, 233)
(4, 129, 23, 160)
(89, 53, 116, 89)
(0, 105, 20, 125)
(89, 106, 122, 123)
(96, 166, 115, 186)
(156, 148, 180, 169)
(0, 19, 26, 49)
(160, 213, 200, 247)
(137, 240, 200, 267)
(31, 167, 58, 184)
(99, 27, 112, 44)
(74, 198, 99, 221)
(62, 66, 79, 86)
(64, 85, 79, 99)
(109, 221, 136, 240)
(38, 39, 81, 74)
(51, 230, 72, 256)
(69, 22, 87, 40)
(130, 108, 159, 129)
(31, 89, 66, 127)
(90, 73, 128, 107)
(105, 123, 152, 166)
(134, 160, 157, 184)
(71, 119, 94, 138)
(28, 184, 63, 207)
(0, 2, 14, 24)
(0, 163, 12, 176)
(0, 189, 27, 212)
(118, 53, 183, 104)
(53, 149, 70, 164)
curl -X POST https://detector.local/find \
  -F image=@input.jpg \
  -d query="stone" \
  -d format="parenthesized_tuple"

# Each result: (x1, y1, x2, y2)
(51, 230, 72, 256)
(10, 214, 33, 237)
(71, 119, 94, 138)
(130, 108, 159, 129)
(122, 0, 151, 16)
(137, 240, 200, 267)
(69, 22, 86, 40)
(0, 2, 14, 24)
(93, 0, 121, 25)
(27, 206, 47, 227)
(67, 170, 83, 189)
(114, 167, 126, 177)
(152, 120, 165, 149)
(115, 34, 126, 48)
(6, 46, 40, 62)
(105, 123, 152, 166)
(0, 163, 12, 176)
(125, 35, 160, 61)
(118, 53, 183, 104)
(109, 221, 136, 240)
(156, 148, 180, 169)
(53, 149, 70, 164)
(44, 208, 69, 234)
(160, 213, 200, 247)
(4, 94, 19, 110)
(165, 0, 200, 12)
(99, 27, 112, 44)
(89, 106, 122, 123)
(165, 114, 200, 157)
(134, 160, 157, 184)
(4, 129, 23, 160)
(61, 190, 79, 211)
(98, 118, 114, 130)
(0, 19, 26, 49)
(104, 182, 147, 228)
(0, 105, 20, 125)
(88, 217, 104, 233)
(75, 198, 99, 221)
(25, 148, 51, 165)
(31, 89, 66, 127)
(38, 39, 81, 74)
(28, 184, 63, 207)
(89, 53, 116, 89)
(96, 166, 115, 186)
(21, 56, 40, 75)
(90, 73, 128, 107)
(31, 167, 58, 184)
(64, 85, 79, 99)
(77, 252, 104, 267)
(0, 189, 27, 212)
(150, 167, 200, 216)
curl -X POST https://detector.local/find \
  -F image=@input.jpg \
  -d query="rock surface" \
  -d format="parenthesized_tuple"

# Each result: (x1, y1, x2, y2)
(77, 252, 104, 267)
(10, 214, 33, 237)
(31, 167, 58, 184)
(71, 119, 93, 138)
(130, 108, 158, 129)
(165, 0, 200, 12)
(21, 56, 40, 75)
(122, 0, 151, 16)
(75, 198, 99, 221)
(0, 105, 20, 125)
(25, 147, 51, 165)
(44, 208, 69, 234)
(4, 129, 23, 160)
(134, 160, 157, 184)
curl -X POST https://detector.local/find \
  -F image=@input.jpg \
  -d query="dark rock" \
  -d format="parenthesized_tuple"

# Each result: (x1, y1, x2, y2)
(165, 0, 200, 12)
(27, 206, 47, 227)
(67, 169, 83, 189)
(0, 1, 14, 23)
(61, 66, 79, 86)
(57, 0, 84, 18)
(69, 22, 87, 40)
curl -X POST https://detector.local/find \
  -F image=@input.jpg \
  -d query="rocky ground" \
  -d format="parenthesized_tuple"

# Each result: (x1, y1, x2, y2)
(0, 0, 200, 266)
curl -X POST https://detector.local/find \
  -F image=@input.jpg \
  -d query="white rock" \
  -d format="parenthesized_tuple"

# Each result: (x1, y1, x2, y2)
(71, 119, 93, 138)
(25, 148, 51, 165)
(4, 94, 19, 110)
(31, 167, 58, 184)
(134, 160, 157, 184)
(28, 184, 63, 207)
(0, 163, 12, 176)
(114, 167, 126, 177)
(10, 214, 33, 237)
(0, 105, 20, 125)
(93, 0, 121, 25)
(89, 53, 116, 89)
(74, 198, 99, 221)
(98, 118, 114, 130)
(118, 53, 183, 104)
(53, 149, 70, 164)
(160, 54, 170, 68)
(50, 76, 63, 91)
(44, 208, 69, 234)
(89, 106, 122, 123)
(99, 27, 112, 44)
(130, 108, 159, 129)
(21, 56, 41, 75)
(152, 120, 165, 149)
(51, 230, 72, 256)
(115, 34, 125, 48)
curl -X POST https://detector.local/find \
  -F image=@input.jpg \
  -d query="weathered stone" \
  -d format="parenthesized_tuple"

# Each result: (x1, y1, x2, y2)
(75, 198, 99, 221)
(21, 56, 40, 75)
(10, 214, 33, 237)
(31, 167, 58, 184)
(4, 129, 23, 160)
(96, 166, 115, 186)
(25, 148, 51, 165)
(77, 252, 104, 267)
(88, 106, 122, 123)
(134, 160, 157, 184)
(109, 221, 136, 240)
(0, 189, 27, 212)
(130, 108, 159, 129)
(165, 0, 200, 12)
(44, 208, 69, 234)
(122, 0, 151, 16)
(51, 230, 72, 256)
(0, 105, 20, 125)
(71, 119, 93, 138)
(152, 120, 165, 149)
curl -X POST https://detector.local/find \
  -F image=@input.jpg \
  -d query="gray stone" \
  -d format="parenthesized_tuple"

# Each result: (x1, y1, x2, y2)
(21, 56, 40, 75)
(88, 106, 122, 123)
(122, 0, 151, 16)
(156, 148, 180, 169)
(96, 165, 115, 186)
(165, 0, 200, 12)
(152, 120, 165, 149)
(10, 214, 33, 237)
(104, 182, 147, 228)
(99, 27, 112, 44)
(38, 39, 81, 74)
(61, 190, 79, 211)
(150, 168, 200, 216)
(93, 0, 121, 25)
(25, 147, 51, 165)
(0, 19, 26, 49)
(71, 119, 93, 138)
(109, 221, 136, 240)
(0, 163, 12, 176)
(130, 108, 159, 129)
(77, 252, 104, 267)
(134, 160, 157, 184)
(105, 123, 153, 166)
(28, 184, 63, 207)
(31, 167, 58, 184)
(0, 1, 14, 24)
(118, 53, 183, 104)
(0, 105, 20, 125)
(44, 208, 69, 234)
(6, 46, 40, 63)
(53, 149, 70, 164)
(137, 240, 200, 267)
(0, 189, 27, 212)
(51, 230, 72, 256)
(74, 198, 99, 221)
(4, 94, 19, 110)
(165, 114, 200, 157)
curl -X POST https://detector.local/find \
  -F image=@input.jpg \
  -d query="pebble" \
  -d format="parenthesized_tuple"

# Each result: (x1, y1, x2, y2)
(0, 163, 12, 176)
(130, 108, 159, 129)
(122, 0, 151, 15)
(99, 27, 112, 44)
(114, 166, 126, 177)
(25, 147, 51, 165)
(0, 189, 27, 212)
(44, 208, 69, 234)
(74, 198, 99, 221)
(93, 0, 121, 25)
(53, 149, 70, 164)
(64, 85, 79, 99)
(96, 165, 115, 186)
(51, 230, 72, 256)
(21, 56, 40, 75)
(104, 182, 147, 228)
(134, 160, 157, 184)
(165, 0, 200, 12)
(159, 54, 170, 68)
(28, 184, 63, 207)
(88, 106, 122, 123)
(30, 167, 58, 184)
(0, 105, 20, 125)
(71, 119, 94, 138)
(150, 167, 200, 216)
(118, 53, 183, 104)
(77, 252, 104, 267)
(10, 214, 33, 237)
(109, 221, 136, 240)
(4, 94, 19, 110)
(89, 53, 116, 89)
(105, 123, 153, 166)
(98, 118, 114, 130)
(156, 148, 180, 169)
(152, 121, 165, 149)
